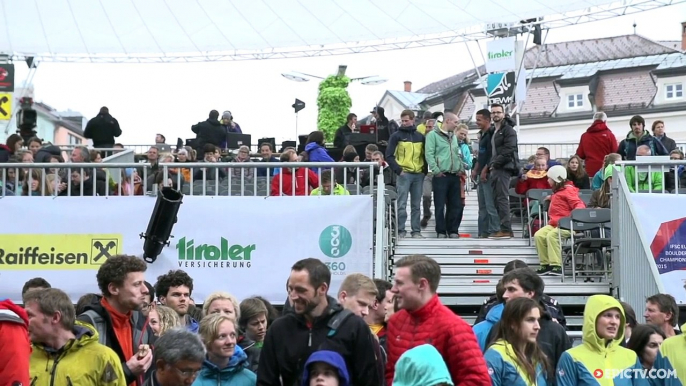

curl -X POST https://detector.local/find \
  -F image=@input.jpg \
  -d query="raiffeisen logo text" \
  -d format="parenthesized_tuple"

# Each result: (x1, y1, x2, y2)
(594, 368, 677, 380)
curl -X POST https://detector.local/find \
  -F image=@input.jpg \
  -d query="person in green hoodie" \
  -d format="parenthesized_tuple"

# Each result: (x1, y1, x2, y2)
(556, 295, 648, 386)
(310, 170, 350, 196)
(392, 344, 453, 386)
(624, 145, 664, 193)
(424, 112, 465, 238)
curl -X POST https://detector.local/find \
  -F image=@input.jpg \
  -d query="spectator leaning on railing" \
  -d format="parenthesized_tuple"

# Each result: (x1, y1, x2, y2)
(624, 145, 664, 193)
(270, 149, 318, 196)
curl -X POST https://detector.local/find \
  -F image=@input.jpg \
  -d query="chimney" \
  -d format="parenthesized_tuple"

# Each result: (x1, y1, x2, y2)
(682, 21, 686, 51)
(404, 81, 412, 92)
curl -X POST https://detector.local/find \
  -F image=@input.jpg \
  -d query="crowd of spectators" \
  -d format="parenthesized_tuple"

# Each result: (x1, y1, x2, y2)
(1, 253, 684, 385)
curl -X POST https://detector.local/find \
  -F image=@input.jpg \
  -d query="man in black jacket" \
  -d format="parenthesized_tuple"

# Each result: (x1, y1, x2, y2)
(472, 109, 500, 238)
(191, 110, 225, 160)
(474, 259, 567, 329)
(485, 268, 571, 374)
(77, 255, 156, 386)
(84, 107, 122, 149)
(257, 258, 381, 386)
(487, 104, 519, 239)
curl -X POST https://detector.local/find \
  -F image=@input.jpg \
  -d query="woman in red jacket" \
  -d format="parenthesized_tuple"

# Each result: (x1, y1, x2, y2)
(534, 165, 586, 276)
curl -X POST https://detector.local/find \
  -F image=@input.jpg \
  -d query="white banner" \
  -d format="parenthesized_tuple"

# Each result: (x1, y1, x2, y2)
(0, 196, 374, 304)
(632, 194, 686, 304)
(486, 37, 516, 73)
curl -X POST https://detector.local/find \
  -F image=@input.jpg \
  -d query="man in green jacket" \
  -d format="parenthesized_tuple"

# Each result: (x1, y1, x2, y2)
(625, 144, 664, 192)
(424, 112, 465, 238)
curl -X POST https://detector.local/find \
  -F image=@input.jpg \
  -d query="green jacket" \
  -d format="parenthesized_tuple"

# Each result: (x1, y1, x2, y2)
(424, 129, 465, 174)
(310, 183, 350, 196)
(624, 165, 663, 192)
(30, 321, 127, 386)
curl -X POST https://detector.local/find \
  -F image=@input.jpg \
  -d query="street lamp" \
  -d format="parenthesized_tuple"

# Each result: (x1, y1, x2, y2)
(281, 65, 387, 85)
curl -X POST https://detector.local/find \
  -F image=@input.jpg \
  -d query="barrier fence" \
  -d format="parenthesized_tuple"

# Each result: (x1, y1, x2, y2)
(0, 162, 380, 197)
(0, 161, 395, 281)
(611, 160, 686, 319)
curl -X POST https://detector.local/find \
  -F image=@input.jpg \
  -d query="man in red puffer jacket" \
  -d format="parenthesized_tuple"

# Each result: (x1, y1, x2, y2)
(0, 298, 31, 385)
(576, 112, 618, 176)
(270, 149, 319, 196)
(386, 255, 490, 386)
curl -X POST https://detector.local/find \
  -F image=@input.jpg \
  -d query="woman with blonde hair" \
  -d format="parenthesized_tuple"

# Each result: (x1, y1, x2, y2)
(149, 304, 181, 337)
(194, 314, 256, 385)
(22, 169, 53, 196)
(203, 291, 241, 320)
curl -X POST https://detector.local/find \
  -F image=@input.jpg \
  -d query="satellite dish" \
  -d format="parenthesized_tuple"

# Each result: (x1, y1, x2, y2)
(292, 98, 305, 113)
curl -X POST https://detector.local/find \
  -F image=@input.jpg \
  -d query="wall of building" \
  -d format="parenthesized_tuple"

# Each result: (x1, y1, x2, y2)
(54, 125, 85, 146)
(517, 109, 686, 145)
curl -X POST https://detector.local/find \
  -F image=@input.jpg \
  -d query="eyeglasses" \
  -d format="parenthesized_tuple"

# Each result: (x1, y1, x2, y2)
(172, 366, 201, 378)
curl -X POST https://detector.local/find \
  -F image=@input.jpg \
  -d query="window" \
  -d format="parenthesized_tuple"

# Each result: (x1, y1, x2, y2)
(68, 134, 82, 145)
(665, 83, 683, 100)
(567, 94, 583, 108)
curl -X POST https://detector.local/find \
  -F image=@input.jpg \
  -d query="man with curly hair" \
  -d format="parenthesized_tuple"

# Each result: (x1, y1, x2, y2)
(154, 270, 199, 333)
(77, 254, 156, 386)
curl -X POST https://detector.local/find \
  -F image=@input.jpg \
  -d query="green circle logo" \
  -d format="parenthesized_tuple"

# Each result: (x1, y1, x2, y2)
(319, 225, 352, 258)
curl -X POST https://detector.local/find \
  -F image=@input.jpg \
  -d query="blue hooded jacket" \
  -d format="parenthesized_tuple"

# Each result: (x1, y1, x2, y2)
(305, 142, 335, 163)
(186, 315, 199, 334)
(392, 344, 454, 386)
(192, 345, 256, 386)
(473, 302, 504, 352)
(301, 350, 350, 386)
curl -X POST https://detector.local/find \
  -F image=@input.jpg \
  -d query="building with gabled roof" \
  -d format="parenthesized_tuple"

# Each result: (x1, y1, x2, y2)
(381, 31, 686, 152)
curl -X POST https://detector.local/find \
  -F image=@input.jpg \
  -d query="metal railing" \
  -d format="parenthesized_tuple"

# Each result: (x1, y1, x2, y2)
(0, 162, 384, 197)
(611, 162, 665, 323)
(615, 160, 686, 194)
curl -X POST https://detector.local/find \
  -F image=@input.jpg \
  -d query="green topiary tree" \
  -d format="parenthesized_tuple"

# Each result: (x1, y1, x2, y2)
(317, 75, 352, 142)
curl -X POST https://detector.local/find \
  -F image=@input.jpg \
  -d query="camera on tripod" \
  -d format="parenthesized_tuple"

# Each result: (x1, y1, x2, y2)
(16, 97, 38, 142)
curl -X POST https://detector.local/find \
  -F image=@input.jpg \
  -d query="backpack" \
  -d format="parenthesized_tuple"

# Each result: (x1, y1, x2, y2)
(82, 310, 109, 346)
(81, 310, 148, 349)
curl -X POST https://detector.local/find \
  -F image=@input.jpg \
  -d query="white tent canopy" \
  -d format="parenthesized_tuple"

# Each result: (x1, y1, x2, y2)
(0, 0, 682, 62)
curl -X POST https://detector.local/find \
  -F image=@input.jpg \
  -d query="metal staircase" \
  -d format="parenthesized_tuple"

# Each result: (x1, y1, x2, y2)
(393, 189, 611, 331)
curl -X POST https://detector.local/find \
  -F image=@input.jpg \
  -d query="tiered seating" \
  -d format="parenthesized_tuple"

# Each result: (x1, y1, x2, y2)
(391, 190, 611, 331)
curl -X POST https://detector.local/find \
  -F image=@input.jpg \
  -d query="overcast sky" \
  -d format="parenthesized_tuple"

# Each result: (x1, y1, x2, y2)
(10, 3, 686, 146)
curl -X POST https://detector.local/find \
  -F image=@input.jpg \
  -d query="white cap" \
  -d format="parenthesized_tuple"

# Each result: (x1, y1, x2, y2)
(547, 165, 567, 183)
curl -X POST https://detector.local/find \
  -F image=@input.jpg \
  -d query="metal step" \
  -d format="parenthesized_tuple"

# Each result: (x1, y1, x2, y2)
(424, 256, 540, 265)
(437, 282, 610, 296)
(395, 247, 537, 256)
(441, 265, 510, 275)
(440, 294, 593, 306)
(396, 238, 531, 248)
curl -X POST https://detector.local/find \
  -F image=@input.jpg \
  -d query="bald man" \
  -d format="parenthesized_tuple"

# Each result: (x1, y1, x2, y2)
(424, 113, 467, 238)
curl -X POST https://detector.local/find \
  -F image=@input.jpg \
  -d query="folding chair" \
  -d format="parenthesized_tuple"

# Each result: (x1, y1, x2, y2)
(526, 189, 553, 244)
(578, 193, 592, 206)
(346, 184, 360, 195)
(508, 188, 526, 232)
(568, 208, 612, 282)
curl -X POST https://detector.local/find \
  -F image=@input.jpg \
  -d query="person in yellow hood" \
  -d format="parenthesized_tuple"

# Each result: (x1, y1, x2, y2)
(25, 288, 127, 386)
(653, 314, 686, 386)
(556, 295, 647, 386)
